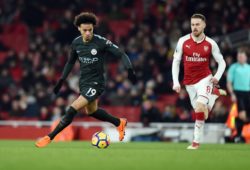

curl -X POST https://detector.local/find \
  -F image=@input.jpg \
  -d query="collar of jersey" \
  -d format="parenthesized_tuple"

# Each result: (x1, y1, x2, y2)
(190, 33, 206, 44)
(82, 35, 94, 44)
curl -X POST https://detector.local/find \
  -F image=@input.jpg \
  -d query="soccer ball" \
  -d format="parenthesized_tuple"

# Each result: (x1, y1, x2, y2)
(91, 131, 110, 149)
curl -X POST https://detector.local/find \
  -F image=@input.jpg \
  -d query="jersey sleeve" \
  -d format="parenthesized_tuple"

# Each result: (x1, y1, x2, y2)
(103, 38, 133, 70)
(172, 38, 183, 86)
(211, 40, 226, 81)
(61, 45, 78, 80)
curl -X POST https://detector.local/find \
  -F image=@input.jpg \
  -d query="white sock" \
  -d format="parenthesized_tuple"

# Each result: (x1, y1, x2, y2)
(193, 120, 205, 143)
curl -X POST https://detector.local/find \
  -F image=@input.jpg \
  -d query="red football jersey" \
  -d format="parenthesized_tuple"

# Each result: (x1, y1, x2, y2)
(173, 34, 224, 85)
(182, 35, 212, 84)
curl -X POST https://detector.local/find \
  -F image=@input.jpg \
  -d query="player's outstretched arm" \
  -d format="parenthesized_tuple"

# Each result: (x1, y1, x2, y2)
(53, 46, 78, 95)
(104, 38, 137, 84)
(53, 78, 64, 95)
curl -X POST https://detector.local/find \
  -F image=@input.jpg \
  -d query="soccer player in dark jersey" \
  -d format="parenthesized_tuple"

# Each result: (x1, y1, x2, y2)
(35, 12, 136, 148)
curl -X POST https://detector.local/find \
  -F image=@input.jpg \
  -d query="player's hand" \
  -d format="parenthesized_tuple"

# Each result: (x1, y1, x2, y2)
(128, 69, 137, 84)
(53, 78, 64, 95)
(210, 77, 219, 85)
(172, 84, 181, 93)
(231, 93, 237, 102)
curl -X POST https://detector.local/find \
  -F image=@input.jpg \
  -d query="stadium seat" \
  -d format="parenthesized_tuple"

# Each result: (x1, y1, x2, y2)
(108, 20, 132, 38)
(0, 52, 8, 64)
(1, 23, 29, 53)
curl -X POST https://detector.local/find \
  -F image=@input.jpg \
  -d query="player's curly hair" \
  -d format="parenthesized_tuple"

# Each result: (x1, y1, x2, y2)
(74, 12, 97, 27)
(191, 13, 206, 22)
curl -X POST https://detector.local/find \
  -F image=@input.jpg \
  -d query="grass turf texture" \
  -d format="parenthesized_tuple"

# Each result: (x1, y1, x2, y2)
(0, 140, 249, 170)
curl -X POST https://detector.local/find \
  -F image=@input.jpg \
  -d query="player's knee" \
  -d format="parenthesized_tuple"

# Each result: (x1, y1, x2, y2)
(195, 102, 206, 113)
(85, 107, 97, 115)
(85, 100, 98, 115)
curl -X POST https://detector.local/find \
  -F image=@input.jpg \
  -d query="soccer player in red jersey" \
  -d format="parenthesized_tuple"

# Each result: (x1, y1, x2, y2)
(172, 14, 227, 149)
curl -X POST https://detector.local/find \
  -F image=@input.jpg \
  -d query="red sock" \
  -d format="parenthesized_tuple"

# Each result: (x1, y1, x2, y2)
(195, 112, 205, 121)
(192, 142, 200, 146)
(212, 87, 220, 96)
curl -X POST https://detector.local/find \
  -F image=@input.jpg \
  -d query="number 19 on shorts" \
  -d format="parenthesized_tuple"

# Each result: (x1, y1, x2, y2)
(86, 87, 97, 97)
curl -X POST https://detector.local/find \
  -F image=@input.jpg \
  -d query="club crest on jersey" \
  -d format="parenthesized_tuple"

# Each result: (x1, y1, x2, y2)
(204, 46, 209, 52)
(91, 49, 97, 55)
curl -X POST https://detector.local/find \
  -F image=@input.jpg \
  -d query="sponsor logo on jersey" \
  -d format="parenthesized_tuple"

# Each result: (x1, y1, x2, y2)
(91, 49, 97, 55)
(185, 52, 207, 62)
(185, 45, 191, 49)
(79, 57, 98, 64)
(186, 56, 207, 62)
(185, 56, 207, 62)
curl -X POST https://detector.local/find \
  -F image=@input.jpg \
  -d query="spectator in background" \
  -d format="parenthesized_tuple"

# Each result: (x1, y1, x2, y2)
(108, 86, 131, 106)
(175, 88, 192, 122)
(140, 99, 162, 127)
(143, 79, 157, 101)
(0, 68, 14, 91)
(39, 106, 51, 121)
(209, 100, 227, 123)
(227, 50, 250, 143)
(162, 105, 178, 122)
(0, 93, 12, 115)
(129, 87, 142, 106)
(175, 88, 192, 112)
(10, 95, 25, 117)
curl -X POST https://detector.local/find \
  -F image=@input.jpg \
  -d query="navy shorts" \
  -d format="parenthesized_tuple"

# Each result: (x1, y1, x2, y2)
(79, 84, 105, 102)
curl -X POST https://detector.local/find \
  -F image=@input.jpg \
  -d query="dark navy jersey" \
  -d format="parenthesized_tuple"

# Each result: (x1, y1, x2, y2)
(60, 34, 133, 87)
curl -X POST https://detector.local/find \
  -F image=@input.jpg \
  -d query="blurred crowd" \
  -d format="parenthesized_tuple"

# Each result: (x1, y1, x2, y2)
(0, 0, 249, 123)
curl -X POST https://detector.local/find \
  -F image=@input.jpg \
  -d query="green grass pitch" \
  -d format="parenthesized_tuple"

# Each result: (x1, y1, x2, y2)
(0, 140, 249, 170)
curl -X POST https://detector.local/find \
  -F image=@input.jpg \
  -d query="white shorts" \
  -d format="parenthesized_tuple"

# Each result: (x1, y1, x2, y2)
(185, 75, 217, 110)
